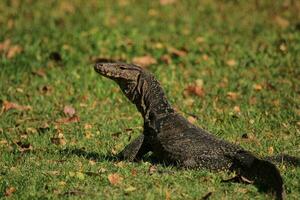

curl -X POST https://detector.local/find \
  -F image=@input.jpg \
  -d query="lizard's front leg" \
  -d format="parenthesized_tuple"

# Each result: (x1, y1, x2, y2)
(117, 134, 150, 161)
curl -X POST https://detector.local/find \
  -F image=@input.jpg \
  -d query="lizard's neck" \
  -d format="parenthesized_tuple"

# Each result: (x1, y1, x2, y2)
(132, 75, 174, 130)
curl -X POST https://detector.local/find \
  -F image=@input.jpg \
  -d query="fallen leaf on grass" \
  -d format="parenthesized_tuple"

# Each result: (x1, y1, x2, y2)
(0, 39, 22, 59)
(226, 59, 237, 67)
(56, 115, 80, 124)
(168, 47, 187, 57)
(132, 55, 157, 67)
(274, 16, 289, 28)
(272, 99, 280, 107)
(160, 0, 176, 5)
(89, 160, 96, 165)
(131, 168, 138, 176)
(249, 97, 257, 105)
(108, 173, 123, 185)
(226, 92, 239, 101)
(241, 133, 260, 145)
(196, 36, 205, 44)
(253, 84, 263, 91)
(7, 45, 22, 59)
(51, 133, 67, 146)
(148, 165, 157, 175)
(160, 54, 172, 64)
(0, 39, 10, 51)
(0, 139, 8, 145)
(84, 123, 92, 129)
(268, 146, 274, 155)
(187, 116, 197, 124)
(184, 80, 205, 98)
(5, 187, 16, 197)
(165, 189, 171, 200)
(85, 131, 93, 139)
(63, 105, 76, 117)
(233, 106, 241, 113)
(51, 137, 66, 146)
(59, 1, 75, 14)
(32, 69, 46, 77)
(202, 54, 209, 61)
(1, 100, 32, 112)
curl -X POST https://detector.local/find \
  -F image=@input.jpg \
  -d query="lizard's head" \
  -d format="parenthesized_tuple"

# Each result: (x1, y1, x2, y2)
(94, 62, 144, 101)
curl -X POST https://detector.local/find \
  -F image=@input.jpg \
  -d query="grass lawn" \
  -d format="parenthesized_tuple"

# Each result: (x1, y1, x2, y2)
(0, 0, 299, 199)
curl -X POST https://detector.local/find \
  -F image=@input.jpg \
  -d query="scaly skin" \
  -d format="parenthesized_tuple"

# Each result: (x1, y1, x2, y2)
(94, 62, 299, 200)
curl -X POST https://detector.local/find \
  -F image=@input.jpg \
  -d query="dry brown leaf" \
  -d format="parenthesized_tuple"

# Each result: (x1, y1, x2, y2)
(274, 16, 289, 28)
(84, 123, 92, 129)
(51, 137, 67, 146)
(183, 98, 195, 107)
(108, 173, 123, 185)
(184, 85, 205, 97)
(89, 160, 96, 165)
(160, 54, 172, 64)
(115, 161, 125, 168)
(165, 190, 171, 200)
(187, 116, 197, 124)
(85, 131, 93, 139)
(131, 168, 138, 176)
(2, 100, 32, 112)
(0, 139, 8, 145)
(233, 106, 241, 113)
(7, 45, 22, 59)
(268, 146, 274, 155)
(56, 115, 80, 124)
(63, 105, 76, 117)
(249, 97, 257, 105)
(279, 43, 287, 52)
(0, 39, 11, 52)
(226, 59, 237, 66)
(32, 69, 46, 77)
(148, 165, 157, 175)
(272, 99, 280, 107)
(168, 47, 187, 57)
(196, 36, 205, 44)
(59, 1, 75, 13)
(132, 55, 157, 67)
(253, 84, 263, 91)
(148, 9, 159, 16)
(160, 0, 176, 5)
(202, 54, 209, 61)
(227, 92, 239, 101)
(5, 187, 16, 197)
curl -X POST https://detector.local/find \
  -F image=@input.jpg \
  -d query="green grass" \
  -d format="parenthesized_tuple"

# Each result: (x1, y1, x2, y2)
(0, 0, 299, 199)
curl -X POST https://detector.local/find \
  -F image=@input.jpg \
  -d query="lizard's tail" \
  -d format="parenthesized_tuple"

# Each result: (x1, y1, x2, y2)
(229, 150, 285, 200)
(264, 154, 300, 167)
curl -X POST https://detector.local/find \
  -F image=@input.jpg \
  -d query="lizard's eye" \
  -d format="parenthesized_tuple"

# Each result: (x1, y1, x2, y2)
(120, 66, 126, 70)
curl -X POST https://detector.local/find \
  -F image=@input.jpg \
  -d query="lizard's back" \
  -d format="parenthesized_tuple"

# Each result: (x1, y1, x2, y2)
(150, 113, 243, 170)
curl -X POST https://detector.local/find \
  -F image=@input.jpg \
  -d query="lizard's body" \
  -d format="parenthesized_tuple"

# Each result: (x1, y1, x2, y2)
(94, 62, 299, 199)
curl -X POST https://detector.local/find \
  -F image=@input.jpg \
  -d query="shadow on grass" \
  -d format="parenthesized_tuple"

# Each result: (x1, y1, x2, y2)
(59, 148, 118, 162)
